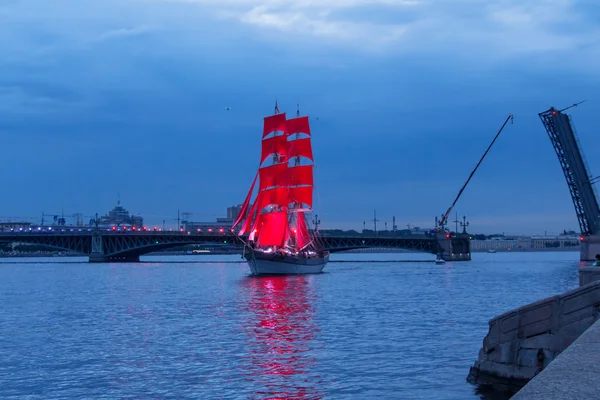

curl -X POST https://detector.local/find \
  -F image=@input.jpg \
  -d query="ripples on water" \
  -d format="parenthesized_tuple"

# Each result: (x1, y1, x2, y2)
(0, 252, 581, 399)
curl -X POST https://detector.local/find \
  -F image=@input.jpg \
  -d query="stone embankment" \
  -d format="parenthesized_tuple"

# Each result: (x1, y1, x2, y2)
(510, 316, 600, 399)
(467, 267, 600, 390)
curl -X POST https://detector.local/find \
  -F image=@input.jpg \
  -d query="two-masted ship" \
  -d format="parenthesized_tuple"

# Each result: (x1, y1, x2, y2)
(232, 104, 329, 275)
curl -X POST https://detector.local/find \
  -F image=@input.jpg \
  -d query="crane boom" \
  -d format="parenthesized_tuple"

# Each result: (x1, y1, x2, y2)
(438, 113, 514, 230)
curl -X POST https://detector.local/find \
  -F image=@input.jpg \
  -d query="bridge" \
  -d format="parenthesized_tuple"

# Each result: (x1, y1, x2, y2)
(0, 229, 471, 263)
(539, 105, 600, 261)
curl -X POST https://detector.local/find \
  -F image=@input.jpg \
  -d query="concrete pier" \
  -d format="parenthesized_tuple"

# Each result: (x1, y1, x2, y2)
(580, 235, 600, 261)
(436, 233, 471, 261)
(467, 269, 600, 388)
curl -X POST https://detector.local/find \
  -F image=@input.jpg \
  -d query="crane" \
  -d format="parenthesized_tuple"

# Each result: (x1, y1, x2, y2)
(437, 113, 514, 232)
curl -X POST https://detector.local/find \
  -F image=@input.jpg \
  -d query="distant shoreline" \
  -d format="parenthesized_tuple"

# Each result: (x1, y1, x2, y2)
(0, 247, 581, 258)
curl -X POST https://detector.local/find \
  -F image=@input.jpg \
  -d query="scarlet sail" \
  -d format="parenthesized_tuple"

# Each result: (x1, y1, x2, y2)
(233, 172, 258, 230)
(234, 107, 317, 252)
(287, 165, 313, 187)
(261, 134, 288, 164)
(259, 163, 288, 190)
(263, 113, 287, 138)
(295, 211, 311, 249)
(256, 210, 287, 247)
(288, 138, 313, 161)
(287, 116, 310, 136)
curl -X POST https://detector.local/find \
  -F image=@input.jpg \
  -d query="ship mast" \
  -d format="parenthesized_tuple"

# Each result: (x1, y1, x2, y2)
(233, 102, 315, 252)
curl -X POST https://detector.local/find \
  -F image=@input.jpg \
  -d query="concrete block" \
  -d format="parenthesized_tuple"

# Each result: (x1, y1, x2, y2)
(494, 341, 516, 364)
(468, 281, 600, 388)
(497, 313, 519, 342)
(579, 267, 600, 286)
(559, 284, 600, 326)
(519, 304, 556, 339)
(541, 349, 555, 368)
(516, 348, 539, 368)
(520, 333, 564, 353)
(511, 320, 600, 399)
(580, 237, 600, 261)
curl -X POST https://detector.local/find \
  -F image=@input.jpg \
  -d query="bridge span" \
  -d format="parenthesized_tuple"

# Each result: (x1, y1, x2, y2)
(0, 230, 470, 263)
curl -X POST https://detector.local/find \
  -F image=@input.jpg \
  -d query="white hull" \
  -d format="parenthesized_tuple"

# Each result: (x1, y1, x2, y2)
(243, 248, 329, 275)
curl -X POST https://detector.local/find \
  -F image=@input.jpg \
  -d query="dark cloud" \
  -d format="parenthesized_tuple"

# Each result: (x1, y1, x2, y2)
(0, 0, 599, 233)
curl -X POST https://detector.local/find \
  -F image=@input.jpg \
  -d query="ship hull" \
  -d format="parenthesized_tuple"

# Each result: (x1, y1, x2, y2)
(243, 248, 329, 275)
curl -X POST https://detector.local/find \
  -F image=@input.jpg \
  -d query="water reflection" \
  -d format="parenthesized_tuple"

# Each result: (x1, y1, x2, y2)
(240, 275, 322, 399)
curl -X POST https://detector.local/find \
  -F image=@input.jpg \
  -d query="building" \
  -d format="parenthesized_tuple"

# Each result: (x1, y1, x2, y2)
(471, 237, 532, 252)
(470, 235, 580, 252)
(181, 206, 238, 232)
(227, 204, 243, 221)
(531, 236, 580, 250)
(94, 199, 143, 228)
(0, 221, 32, 231)
(409, 227, 431, 236)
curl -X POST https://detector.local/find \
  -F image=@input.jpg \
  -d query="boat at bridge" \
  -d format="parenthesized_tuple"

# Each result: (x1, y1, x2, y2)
(232, 103, 329, 275)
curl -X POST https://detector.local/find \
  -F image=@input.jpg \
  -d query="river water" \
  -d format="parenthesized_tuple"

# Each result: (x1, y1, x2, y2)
(0, 251, 581, 399)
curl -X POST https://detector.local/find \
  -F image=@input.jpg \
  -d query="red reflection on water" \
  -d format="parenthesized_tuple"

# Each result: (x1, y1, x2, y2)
(242, 275, 322, 399)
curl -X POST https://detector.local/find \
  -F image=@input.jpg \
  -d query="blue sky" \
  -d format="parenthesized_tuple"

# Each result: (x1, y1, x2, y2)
(1, 0, 600, 234)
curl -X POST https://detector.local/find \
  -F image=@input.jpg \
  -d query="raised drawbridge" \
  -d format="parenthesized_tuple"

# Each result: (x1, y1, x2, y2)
(539, 104, 600, 261)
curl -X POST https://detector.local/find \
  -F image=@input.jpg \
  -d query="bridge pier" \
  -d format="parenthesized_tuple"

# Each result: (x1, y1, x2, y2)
(89, 231, 105, 263)
(580, 235, 600, 261)
(88, 230, 141, 263)
(436, 233, 471, 261)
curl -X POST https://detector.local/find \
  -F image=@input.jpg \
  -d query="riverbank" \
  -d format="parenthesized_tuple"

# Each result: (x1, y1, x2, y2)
(468, 266, 600, 395)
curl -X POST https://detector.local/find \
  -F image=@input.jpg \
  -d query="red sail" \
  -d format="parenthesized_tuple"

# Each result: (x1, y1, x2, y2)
(287, 116, 310, 136)
(288, 137, 313, 161)
(257, 210, 287, 247)
(261, 134, 288, 164)
(249, 210, 261, 241)
(257, 187, 289, 210)
(259, 163, 288, 191)
(232, 172, 258, 229)
(288, 186, 313, 208)
(239, 200, 258, 235)
(263, 113, 287, 138)
(287, 165, 313, 187)
(295, 213, 310, 249)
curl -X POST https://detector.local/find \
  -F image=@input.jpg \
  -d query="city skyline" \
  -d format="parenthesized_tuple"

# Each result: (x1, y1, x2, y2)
(2, 1, 600, 235)
(0, 198, 581, 237)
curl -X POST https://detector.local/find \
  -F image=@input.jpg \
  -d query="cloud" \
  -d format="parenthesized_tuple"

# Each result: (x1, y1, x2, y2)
(2, 0, 599, 64)
(143, 0, 600, 61)
(97, 25, 154, 41)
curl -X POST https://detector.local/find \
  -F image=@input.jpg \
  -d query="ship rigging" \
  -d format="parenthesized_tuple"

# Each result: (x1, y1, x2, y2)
(232, 102, 329, 275)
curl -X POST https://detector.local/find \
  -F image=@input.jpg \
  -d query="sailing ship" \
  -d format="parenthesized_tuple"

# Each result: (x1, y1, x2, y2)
(232, 103, 329, 275)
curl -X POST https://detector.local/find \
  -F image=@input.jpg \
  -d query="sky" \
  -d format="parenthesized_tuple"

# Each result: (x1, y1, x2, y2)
(1, 0, 600, 235)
